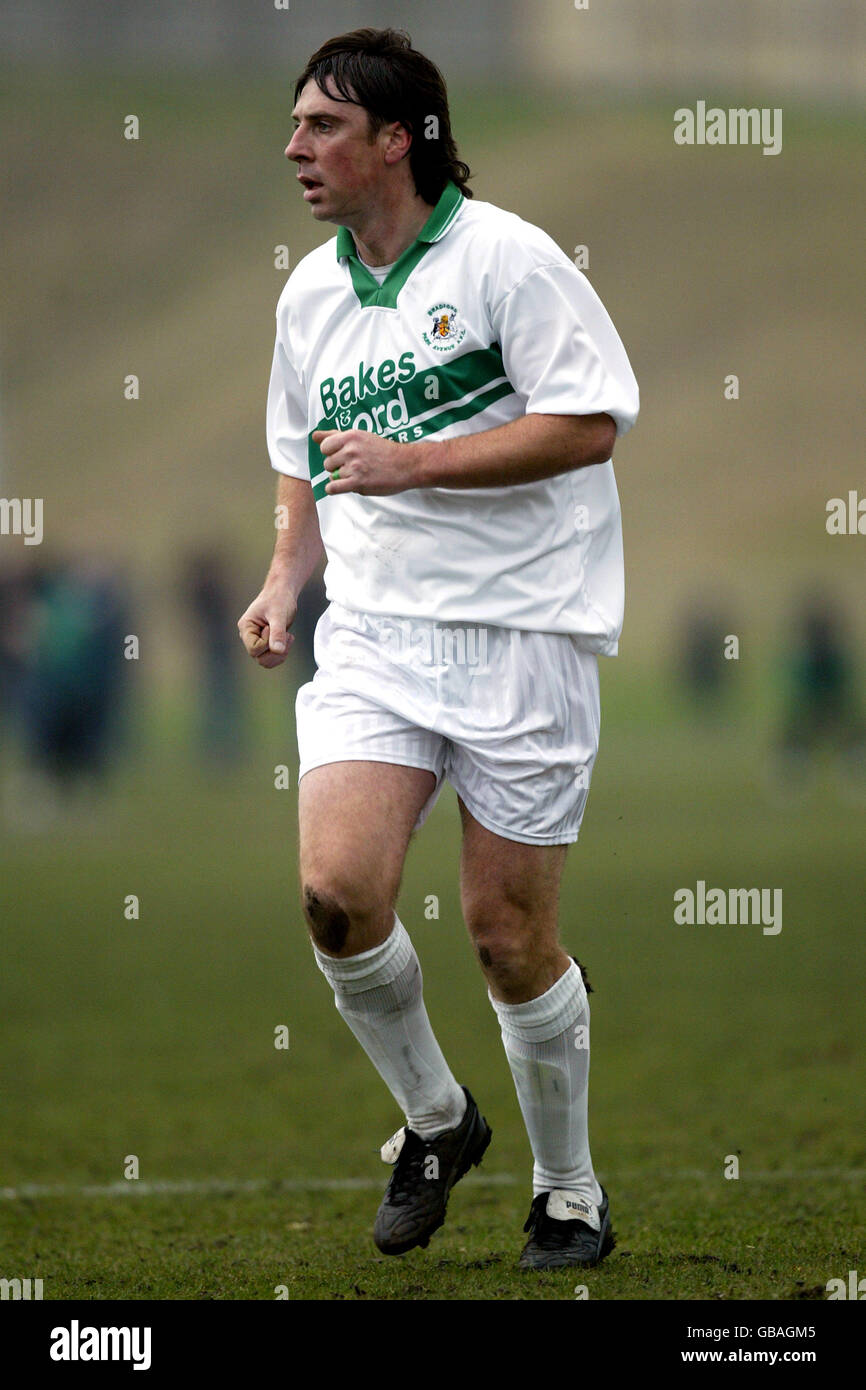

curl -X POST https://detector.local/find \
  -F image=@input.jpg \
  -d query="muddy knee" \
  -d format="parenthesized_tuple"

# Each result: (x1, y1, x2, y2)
(468, 903, 564, 1000)
(302, 881, 393, 955)
(473, 931, 530, 989)
(302, 884, 352, 954)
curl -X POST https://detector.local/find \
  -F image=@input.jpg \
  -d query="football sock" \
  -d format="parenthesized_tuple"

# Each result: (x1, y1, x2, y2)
(489, 958, 603, 1208)
(312, 914, 467, 1140)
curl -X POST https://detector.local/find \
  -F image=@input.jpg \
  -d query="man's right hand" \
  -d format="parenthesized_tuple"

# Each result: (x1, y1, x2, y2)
(237, 585, 298, 669)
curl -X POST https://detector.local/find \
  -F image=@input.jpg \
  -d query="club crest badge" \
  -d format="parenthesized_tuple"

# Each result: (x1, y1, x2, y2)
(423, 302, 466, 353)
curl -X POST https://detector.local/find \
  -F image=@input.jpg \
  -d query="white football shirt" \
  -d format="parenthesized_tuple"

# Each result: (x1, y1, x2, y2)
(267, 182, 639, 653)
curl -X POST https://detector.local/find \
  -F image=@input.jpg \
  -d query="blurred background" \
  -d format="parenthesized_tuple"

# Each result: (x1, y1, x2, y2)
(1, 1, 864, 1299)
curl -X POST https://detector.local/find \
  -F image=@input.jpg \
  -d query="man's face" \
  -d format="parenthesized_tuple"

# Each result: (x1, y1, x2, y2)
(286, 77, 396, 223)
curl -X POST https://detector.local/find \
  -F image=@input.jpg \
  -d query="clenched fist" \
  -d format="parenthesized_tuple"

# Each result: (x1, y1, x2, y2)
(237, 585, 298, 669)
(314, 429, 423, 496)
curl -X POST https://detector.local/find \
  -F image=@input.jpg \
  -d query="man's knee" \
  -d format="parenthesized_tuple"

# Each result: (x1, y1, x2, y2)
(465, 897, 561, 993)
(301, 877, 393, 955)
(302, 884, 353, 953)
(469, 909, 533, 980)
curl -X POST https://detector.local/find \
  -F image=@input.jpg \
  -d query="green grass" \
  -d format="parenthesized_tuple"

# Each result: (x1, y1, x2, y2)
(0, 1187, 852, 1301)
(1, 670, 863, 1300)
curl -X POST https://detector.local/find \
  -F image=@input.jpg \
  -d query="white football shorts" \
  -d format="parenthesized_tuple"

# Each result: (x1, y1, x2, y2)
(295, 601, 601, 845)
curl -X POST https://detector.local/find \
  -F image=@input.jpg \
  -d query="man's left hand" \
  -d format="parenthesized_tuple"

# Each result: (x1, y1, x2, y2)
(314, 429, 420, 496)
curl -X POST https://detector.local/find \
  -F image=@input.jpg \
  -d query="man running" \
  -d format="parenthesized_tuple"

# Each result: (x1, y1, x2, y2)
(238, 27, 639, 1269)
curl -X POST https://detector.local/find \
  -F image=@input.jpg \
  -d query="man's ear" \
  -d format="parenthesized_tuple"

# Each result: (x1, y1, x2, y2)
(383, 121, 412, 166)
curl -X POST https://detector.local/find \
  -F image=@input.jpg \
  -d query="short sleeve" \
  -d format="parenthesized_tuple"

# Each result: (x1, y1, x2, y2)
(491, 263, 639, 438)
(266, 322, 310, 479)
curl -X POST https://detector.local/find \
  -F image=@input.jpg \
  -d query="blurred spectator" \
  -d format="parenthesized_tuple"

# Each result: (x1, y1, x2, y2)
(182, 547, 244, 764)
(22, 559, 130, 779)
(773, 591, 865, 797)
(677, 607, 732, 710)
(2, 557, 131, 826)
(0, 563, 36, 736)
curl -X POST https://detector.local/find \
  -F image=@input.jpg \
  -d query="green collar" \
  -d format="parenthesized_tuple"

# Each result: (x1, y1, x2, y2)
(336, 181, 464, 309)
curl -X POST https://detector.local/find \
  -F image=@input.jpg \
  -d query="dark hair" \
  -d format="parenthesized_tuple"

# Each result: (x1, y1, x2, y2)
(294, 27, 472, 205)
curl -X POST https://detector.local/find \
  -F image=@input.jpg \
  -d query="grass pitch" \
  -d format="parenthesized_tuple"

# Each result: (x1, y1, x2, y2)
(2, 677, 863, 1301)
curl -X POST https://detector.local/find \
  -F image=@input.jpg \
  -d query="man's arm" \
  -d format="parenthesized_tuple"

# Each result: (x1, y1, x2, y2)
(314, 411, 617, 497)
(237, 473, 324, 668)
(415, 412, 616, 489)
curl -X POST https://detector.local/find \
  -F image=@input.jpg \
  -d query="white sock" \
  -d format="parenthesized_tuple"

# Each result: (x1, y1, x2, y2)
(312, 915, 466, 1140)
(490, 960, 603, 1208)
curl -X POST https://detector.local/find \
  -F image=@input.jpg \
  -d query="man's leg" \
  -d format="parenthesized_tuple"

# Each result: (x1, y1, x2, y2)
(300, 759, 492, 1255)
(299, 759, 466, 1136)
(458, 798, 610, 1264)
